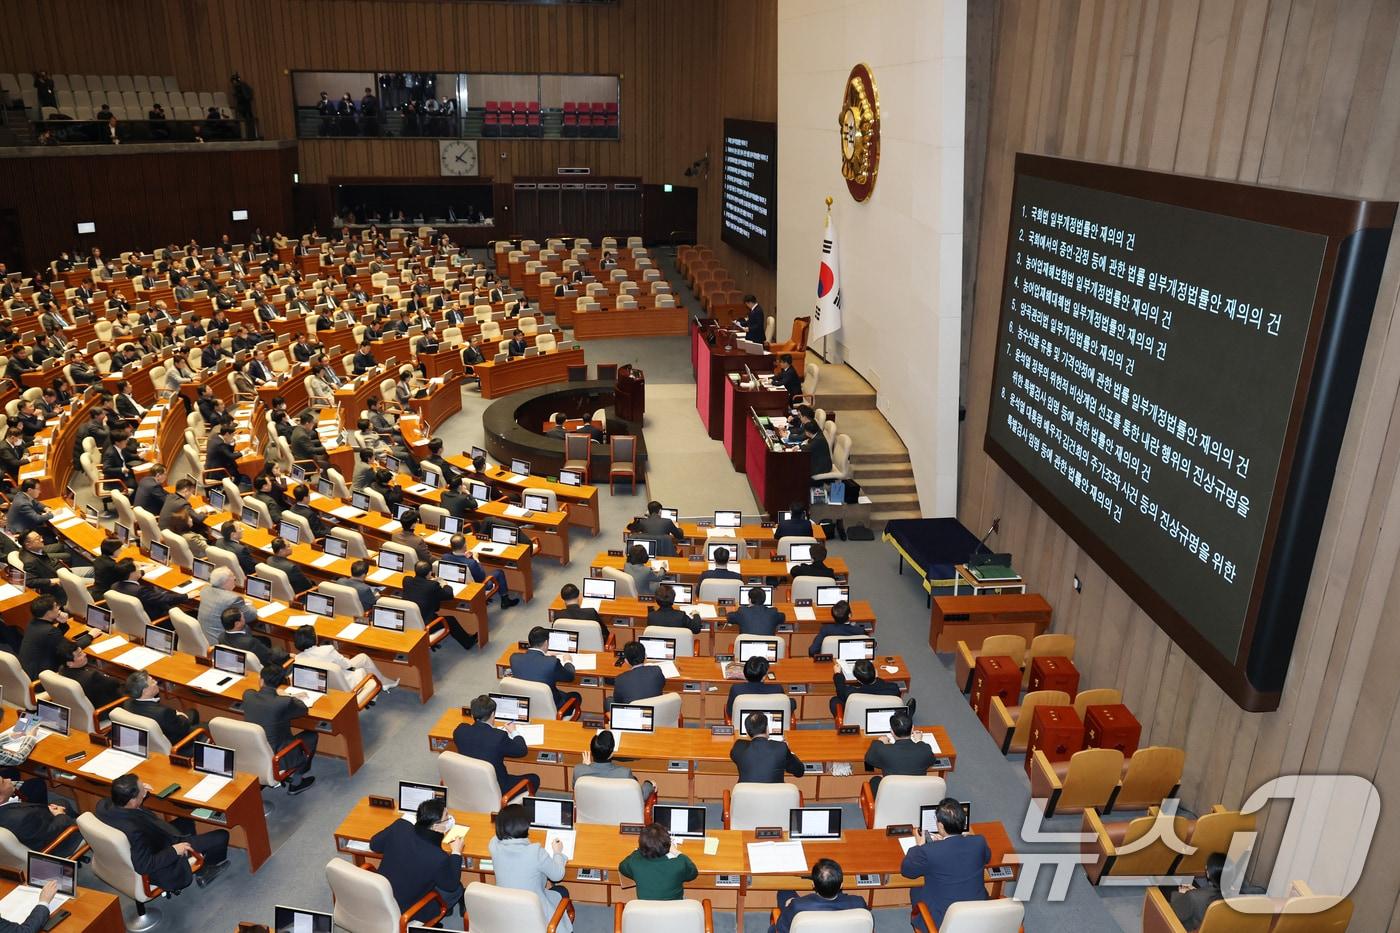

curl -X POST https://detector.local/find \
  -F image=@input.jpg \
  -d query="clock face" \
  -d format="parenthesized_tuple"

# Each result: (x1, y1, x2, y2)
(439, 140, 479, 177)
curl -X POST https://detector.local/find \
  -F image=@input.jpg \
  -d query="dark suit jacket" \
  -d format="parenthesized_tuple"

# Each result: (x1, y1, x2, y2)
(808, 621, 867, 657)
(806, 432, 832, 475)
(269, 555, 313, 595)
(774, 518, 813, 541)
(647, 606, 702, 634)
(727, 605, 785, 636)
(744, 305, 765, 343)
(290, 426, 326, 461)
(789, 560, 837, 582)
(697, 567, 742, 585)
(612, 665, 666, 704)
(205, 437, 244, 480)
(730, 736, 803, 783)
(19, 618, 70, 678)
(369, 820, 464, 920)
(4, 493, 50, 536)
(133, 476, 168, 515)
(20, 550, 63, 599)
(95, 800, 192, 892)
(291, 503, 327, 540)
(771, 892, 868, 933)
(0, 799, 74, 850)
(452, 718, 527, 790)
(440, 490, 478, 519)
(221, 630, 284, 669)
(226, 541, 258, 576)
(899, 834, 991, 928)
(833, 672, 903, 707)
(508, 649, 575, 705)
(725, 681, 793, 721)
(69, 665, 122, 707)
(112, 578, 184, 617)
(241, 685, 309, 754)
(775, 366, 803, 398)
(401, 575, 451, 624)
(122, 697, 196, 746)
(93, 556, 124, 594)
(864, 736, 938, 777)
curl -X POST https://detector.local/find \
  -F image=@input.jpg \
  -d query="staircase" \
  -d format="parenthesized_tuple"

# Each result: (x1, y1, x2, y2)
(810, 362, 922, 525)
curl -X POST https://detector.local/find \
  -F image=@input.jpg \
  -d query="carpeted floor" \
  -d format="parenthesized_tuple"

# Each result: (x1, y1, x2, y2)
(74, 251, 1143, 932)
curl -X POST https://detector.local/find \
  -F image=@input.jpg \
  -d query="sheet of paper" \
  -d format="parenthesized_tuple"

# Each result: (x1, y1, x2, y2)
(331, 506, 364, 519)
(0, 584, 22, 602)
(793, 606, 816, 621)
(311, 553, 339, 568)
(379, 520, 403, 534)
(256, 601, 289, 619)
(504, 505, 530, 518)
(899, 835, 920, 854)
(443, 824, 469, 846)
(80, 748, 144, 780)
(655, 660, 680, 679)
(566, 653, 596, 671)
(189, 669, 241, 694)
(746, 840, 808, 873)
(501, 472, 524, 484)
(142, 564, 172, 581)
(183, 773, 233, 802)
(446, 581, 470, 597)
(545, 829, 576, 860)
(0, 886, 70, 923)
(921, 734, 942, 754)
(285, 615, 318, 628)
(704, 836, 720, 856)
(409, 484, 435, 495)
(368, 568, 396, 584)
(426, 531, 453, 547)
(515, 723, 545, 746)
(338, 622, 368, 639)
(88, 635, 129, 655)
(52, 517, 85, 530)
(173, 579, 204, 595)
(705, 528, 736, 538)
(692, 604, 717, 620)
(580, 597, 602, 611)
(112, 646, 167, 670)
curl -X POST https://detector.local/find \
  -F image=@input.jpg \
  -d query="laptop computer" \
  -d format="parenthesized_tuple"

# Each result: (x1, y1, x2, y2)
(625, 537, 654, 557)
(787, 543, 814, 563)
(371, 606, 406, 631)
(194, 741, 236, 778)
(659, 508, 680, 523)
(438, 561, 468, 585)
(192, 557, 214, 582)
(274, 906, 333, 933)
(246, 575, 273, 601)
(278, 519, 301, 544)
(323, 535, 349, 558)
(510, 458, 531, 476)
(304, 591, 335, 618)
(468, 481, 491, 501)
(489, 693, 530, 722)
(669, 582, 695, 605)
(547, 630, 579, 653)
(863, 706, 905, 736)
(653, 804, 706, 839)
(27, 852, 76, 898)
(558, 469, 583, 487)
(350, 491, 371, 512)
(240, 505, 261, 528)
(582, 578, 615, 601)
(149, 541, 171, 565)
(836, 638, 876, 661)
(111, 722, 149, 758)
(815, 585, 849, 607)
(524, 492, 550, 512)
(639, 636, 676, 660)
(376, 550, 406, 573)
(290, 664, 328, 696)
(919, 802, 972, 835)
(212, 645, 247, 675)
(208, 488, 228, 511)
(441, 514, 464, 535)
(789, 807, 843, 840)
(144, 624, 174, 655)
(34, 699, 70, 737)
(737, 638, 779, 663)
(713, 510, 742, 528)
(85, 604, 112, 633)
(609, 704, 655, 733)
(491, 525, 519, 546)
(523, 796, 575, 830)
(397, 780, 447, 813)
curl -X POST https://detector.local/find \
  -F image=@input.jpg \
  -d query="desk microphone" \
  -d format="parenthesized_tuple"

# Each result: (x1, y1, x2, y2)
(970, 517, 1000, 563)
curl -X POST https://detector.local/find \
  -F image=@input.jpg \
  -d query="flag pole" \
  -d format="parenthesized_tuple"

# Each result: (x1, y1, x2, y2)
(822, 196, 832, 363)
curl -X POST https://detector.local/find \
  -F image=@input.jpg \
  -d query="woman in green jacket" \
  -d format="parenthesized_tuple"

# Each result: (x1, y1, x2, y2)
(618, 822, 698, 900)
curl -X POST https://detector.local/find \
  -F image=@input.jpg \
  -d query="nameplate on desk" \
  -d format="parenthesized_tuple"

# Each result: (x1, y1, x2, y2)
(754, 826, 784, 839)
(607, 549, 623, 557)
(193, 655, 212, 667)
(683, 682, 701, 693)
(795, 599, 813, 607)
(90, 733, 111, 748)
(716, 654, 734, 664)
(619, 823, 644, 836)
(638, 595, 655, 604)
(710, 725, 734, 737)
(517, 640, 529, 650)
(460, 706, 474, 718)
(580, 676, 599, 687)
(537, 751, 561, 764)
(814, 654, 834, 663)
(667, 760, 688, 772)
(886, 824, 915, 837)
(837, 725, 860, 736)
(169, 754, 193, 770)
(368, 795, 395, 809)
(717, 598, 736, 607)
(761, 522, 776, 528)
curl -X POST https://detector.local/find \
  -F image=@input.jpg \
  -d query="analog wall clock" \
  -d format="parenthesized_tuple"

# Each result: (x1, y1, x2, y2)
(439, 139, 479, 176)
(839, 63, 880, 202)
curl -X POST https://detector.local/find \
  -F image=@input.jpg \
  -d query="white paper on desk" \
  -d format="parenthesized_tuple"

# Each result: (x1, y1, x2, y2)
(331, 506, 365, 519)
(472, 543, 505, 557)
(80, 748, 144, 780)
(368, 568, 396, 584)
(183, 773, 233, 802)
(921, 734, 942, 754)
(446, 581, 470, 597)
(408, 484, 435, 495)
(311, 553, 339, 569)
(793, 607, 816, 622)
(188, 669, 240, 694)
(50, 508, 75, 522)
(134, 430, 156, 440)
(425, 531, 453, 547)
(379, 520, 403, 534)
(88, 635, 128, 655)
(514, 723, 545, 746)
(503, 505, 530, 518)
(705, 528, 736, 538)
(0, 886, 69, 923)
(501, 472, 524, 484)
(566, 653, 596, 671)
(52, 517, 84, 530)
(692, 604, 717, 620)
(546, 829, 576, 860)
(838, 661, 857, 681)
(786, 562, 802, 575)
(173, 579, 204, 595)
(655, 660, 680, 679)
(112, 646, 167, 670)
(285, 615, 318, 628)
(338, 622, 368, 639)
(256, 601, 289, 619)
(580, 597, 603, 611)
(0, 584, 24, 602)
(343, 839, 372, 853)
(142, 564, 172, 581)
(899, 835, 920, 854)
(747, 840, 807, 873)
(703, 836, 720, 856)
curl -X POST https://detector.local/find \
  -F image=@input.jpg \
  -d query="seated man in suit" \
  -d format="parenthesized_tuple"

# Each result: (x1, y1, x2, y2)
(403, 560, 478, 651)
(6, 479, 58, 543)
(774, 354, 803, 400)
(110, 556, 186, 620)
(219, 520, 259, 578)
(544, 413, 569, 439)
(242, 663, 318, 795)
(646, 584, 703, 635)
(803, 420, 832, 479)
(730, 710, 803, 783)
(770, 859, 867, 933)
(198, 567, 258, 645)
(510, 626, 581, 713)
(611, 640, 665, 705)
(218, 605, 286, 669)
(97, 774, 231, 891)
(391, 508, 434, 563)
(900, 798, 990, 929)
(205, 422, 248, 487)
(553, 584, 602, 641)
(289, 412, 332, 473)
(506, 329, 528, 359)
(727, 586, 784, 636)
(774, 504, 815, 542)
(267, 537, 314, 596)
(808, 600, 866, 657)
(789, 542, 838, 581)
(336, 559, 379, 616)
(574, 728, 654, 800)
(18, 596, 75, 678)
(725, 655, 794, 723)
(132, 464, 170, 516)
(288, 483, 328, 541)
(438, 474, 478, 520)
(698, 546, 742, 586)
(863, 709, 938, 794)
(0, 774, 80, 856)
(832, 657, 906, 718)
(369, 796, 465, 922)
(454, 694, 537, 793)
(627, 501, 685, 552)
(441, 536, 517, 608)
(351, 340, 377, 374)
(56, 641, 123, 708)
(122, 670, 201, 746)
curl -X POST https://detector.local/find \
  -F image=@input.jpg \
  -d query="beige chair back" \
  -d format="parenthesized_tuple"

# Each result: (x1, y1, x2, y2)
(937, 900, 1023, 933)
(626, 692, 682, 729)
(77, 812, 152, 903)
(437, 750, 508, 813)
(326, 858, 401, 933)
(870, 775, 948, 829)
(105, 589, 153, 638)
(640, 625, 696, 657)
(109, 706, 174, 755)
(728, 782, 799, 830)
(38, 671, 98, 732)
(0, 652, 36, 709)
(600, 566, 637, 598)
(498, 676, 560, 720)
(574, 775, 645, 825)
(208, 716, 278, 786)
(254, 562, 298, 603)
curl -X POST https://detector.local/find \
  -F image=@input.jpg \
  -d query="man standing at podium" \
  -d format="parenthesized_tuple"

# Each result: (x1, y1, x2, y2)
(742, 295, 765, 343)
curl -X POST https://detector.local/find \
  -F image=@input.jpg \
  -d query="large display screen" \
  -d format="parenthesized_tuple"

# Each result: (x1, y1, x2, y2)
(984, 155, 1395, 710)
(721, 118, 777, 266)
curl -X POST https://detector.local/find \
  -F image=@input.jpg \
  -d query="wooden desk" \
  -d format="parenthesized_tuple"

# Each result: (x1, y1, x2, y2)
(1, 709, 273, 871)
(475, 499, 572, 565)
(929, 594, 1054, 652)
(572, 305, 688, 340)
(724, 374, 791, 471)
(333, 798, 1014, 913)
(448, 457, 601, 536)
(953, 564, 1026, 596)
(408, 373, 465, 432)
(671, 522, 826, 557)
(545, 596, 874, 657)
(475, 347, 586, 400)
(0, 878, 124, 932)
(425, 714, 953, 803)
(493, 649, 909, 722)
(589, 553, 850, 590)
(745, 416, 811, 517)
(693, 322, 765, 440)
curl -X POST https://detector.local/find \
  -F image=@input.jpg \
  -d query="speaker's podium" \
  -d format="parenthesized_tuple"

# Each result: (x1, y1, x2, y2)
(745, 410, 810, 515)
(615, 364, 645, 421)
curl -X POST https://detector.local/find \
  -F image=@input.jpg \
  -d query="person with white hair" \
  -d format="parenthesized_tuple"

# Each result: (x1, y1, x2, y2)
(291, 625, 397, 692)
(197, 565, 256, 644)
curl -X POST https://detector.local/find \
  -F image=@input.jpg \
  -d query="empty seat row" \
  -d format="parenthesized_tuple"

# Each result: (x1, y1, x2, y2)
(1, 73, 180, 94)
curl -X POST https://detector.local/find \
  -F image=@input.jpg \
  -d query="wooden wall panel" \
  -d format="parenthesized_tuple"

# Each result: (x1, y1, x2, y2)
(961, 2, 1400, 926)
